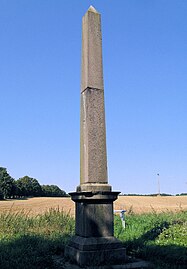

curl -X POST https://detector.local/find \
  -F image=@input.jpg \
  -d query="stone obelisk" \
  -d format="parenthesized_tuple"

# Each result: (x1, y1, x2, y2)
(65, 6, 126, 267)
(79, 5, 110, 193)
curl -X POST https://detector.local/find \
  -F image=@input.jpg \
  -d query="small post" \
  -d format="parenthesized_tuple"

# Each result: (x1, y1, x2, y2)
(157, 173, 160, 196)
(114, 210, 126, 228)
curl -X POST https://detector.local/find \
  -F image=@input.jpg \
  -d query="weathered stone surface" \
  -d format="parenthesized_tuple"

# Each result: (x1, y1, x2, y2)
(77, 183, 111, 192)
(65, 191, 126, 266)
(53, 254, 154, 269)
(70, 192, 119, 237)
(81, 6, 104, 92)
(67, 236, 124, 251)
(80, 6, 107, 187)
(70, 191, 119, 202)
(80, 88, 108, 184)
(75, 203, 113, 237)
(65, 245, 126, 267)
(63, 260, 154, 269)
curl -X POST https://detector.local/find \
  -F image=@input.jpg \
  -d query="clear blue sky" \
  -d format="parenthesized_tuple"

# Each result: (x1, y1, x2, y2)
(0, 0, 187, 195)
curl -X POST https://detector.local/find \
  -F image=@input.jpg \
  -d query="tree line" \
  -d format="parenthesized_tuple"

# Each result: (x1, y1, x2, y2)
(120, 193, 187, 196)
(120, 193, 172, 196)
(0, 167, 68, 200)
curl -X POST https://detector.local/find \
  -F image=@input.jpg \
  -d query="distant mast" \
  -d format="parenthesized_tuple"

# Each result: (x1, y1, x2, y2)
(157, 173, 160, 196)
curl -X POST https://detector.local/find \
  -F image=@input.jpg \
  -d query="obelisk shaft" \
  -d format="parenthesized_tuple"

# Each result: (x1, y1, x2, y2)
(81, 6, 104, 91)
(80, 6, 108, 186)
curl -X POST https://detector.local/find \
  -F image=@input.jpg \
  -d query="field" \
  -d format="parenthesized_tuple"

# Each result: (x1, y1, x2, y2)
(0, 195, 186, 216)
(0, 196, 186, 269)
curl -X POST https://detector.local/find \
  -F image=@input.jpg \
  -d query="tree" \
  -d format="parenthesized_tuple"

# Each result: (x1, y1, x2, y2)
(16, 176, 42, 197)
(0, 167, 68, 199)
(0, 187, 3, 200)
(0, 167, 16, 199)
(41, 185, 68, 197)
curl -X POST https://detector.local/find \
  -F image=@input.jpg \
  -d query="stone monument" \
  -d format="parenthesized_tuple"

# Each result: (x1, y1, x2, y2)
(65, 6, 126, 267)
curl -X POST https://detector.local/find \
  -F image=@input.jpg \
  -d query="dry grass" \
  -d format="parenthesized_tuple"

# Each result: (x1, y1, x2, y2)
(0, 195, 186, 216)
(115, 195, 187, 214)
(0, 197, 73, 216)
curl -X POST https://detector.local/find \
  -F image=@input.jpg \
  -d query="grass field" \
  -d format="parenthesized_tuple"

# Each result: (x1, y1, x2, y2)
(115, 210, 187, 269)
(0, 196, 186, 268)
(0, 195, 187, 216)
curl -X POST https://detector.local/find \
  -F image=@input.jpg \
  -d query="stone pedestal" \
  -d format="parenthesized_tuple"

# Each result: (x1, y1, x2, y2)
(65, 191, 126, 266)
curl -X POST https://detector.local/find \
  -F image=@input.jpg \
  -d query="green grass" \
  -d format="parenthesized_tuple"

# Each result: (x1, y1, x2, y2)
(0, 208, 74, 269)
(0, 208, 186, 268)
(114, 209, 187, 269)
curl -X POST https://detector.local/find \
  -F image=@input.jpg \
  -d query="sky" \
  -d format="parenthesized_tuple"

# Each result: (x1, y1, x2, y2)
(0, 0, 187, 195)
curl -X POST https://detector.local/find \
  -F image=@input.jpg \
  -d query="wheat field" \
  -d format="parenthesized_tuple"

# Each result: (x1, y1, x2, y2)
(0, 195, 186, 216)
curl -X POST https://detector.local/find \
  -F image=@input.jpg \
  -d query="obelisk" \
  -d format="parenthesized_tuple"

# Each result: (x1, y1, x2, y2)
(65, 6, 126, 267)
(79, 5, 110, 193)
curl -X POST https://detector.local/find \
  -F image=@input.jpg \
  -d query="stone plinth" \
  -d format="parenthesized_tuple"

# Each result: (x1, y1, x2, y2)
(65, 192, 126, 266)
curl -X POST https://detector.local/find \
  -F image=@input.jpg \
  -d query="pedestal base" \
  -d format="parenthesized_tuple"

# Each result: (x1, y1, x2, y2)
(65, 190, 126, 266)
(65, 236, 126, 266)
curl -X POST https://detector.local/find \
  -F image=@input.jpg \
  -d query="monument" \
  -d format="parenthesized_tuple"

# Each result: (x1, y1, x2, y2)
(65, 6, 126, 266)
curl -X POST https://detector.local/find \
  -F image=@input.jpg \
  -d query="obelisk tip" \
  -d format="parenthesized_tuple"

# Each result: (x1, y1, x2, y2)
(88, 5, 99, 13)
